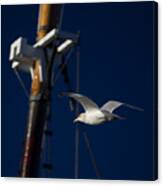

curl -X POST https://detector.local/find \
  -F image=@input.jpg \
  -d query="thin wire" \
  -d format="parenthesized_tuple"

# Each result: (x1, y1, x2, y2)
(75, 48, 101, 180)
(40, 121, 47, 177)
(50, 4, 65, 86)
(13, 69, 29, 98)
(46, 132, 50, 177)
(83, 132, 101, 179)
(58, 5, 65, 32)
(74, 46, 80, 178)
(53, 48, 75, 85)
(41, 98, 54, 177)
(49, 128, 53, 176)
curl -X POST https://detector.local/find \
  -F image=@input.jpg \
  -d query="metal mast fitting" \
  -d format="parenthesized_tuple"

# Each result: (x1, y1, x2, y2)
(9, 4, 79, 178)
(9, 29, 78, 82)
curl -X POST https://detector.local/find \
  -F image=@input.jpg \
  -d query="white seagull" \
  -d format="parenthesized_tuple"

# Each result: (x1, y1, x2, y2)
(61, 92, 143, 125)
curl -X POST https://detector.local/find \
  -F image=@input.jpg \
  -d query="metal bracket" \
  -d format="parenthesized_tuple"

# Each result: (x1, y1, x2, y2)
(9, 37, 46, 82)
(9, 28, 79, 83)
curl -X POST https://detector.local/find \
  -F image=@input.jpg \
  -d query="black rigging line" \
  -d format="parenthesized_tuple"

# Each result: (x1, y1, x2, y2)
(74, 45, 80, 178)
(59, 54, 76, 111)
(53, 48, 75, 85)
(13, 69, 29, 98)
(44, 128, 53, 177)
(58, 5, 65, 32)
(83, 132, 101, 179)
(42, 117, 54, 177)
(40, 42, 57, 178)
(73, 45, 101, 179)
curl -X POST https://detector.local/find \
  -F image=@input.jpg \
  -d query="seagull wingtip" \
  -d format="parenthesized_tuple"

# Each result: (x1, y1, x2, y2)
(134, 106, 144, 112)
(58, 92, 77, 98)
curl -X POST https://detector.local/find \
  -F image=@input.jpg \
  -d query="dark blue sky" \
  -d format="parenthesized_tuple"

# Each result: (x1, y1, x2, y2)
(2, 2, 157, 180)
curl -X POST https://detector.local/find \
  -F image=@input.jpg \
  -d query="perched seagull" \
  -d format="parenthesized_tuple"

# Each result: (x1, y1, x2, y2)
(61, 92, 144, 125)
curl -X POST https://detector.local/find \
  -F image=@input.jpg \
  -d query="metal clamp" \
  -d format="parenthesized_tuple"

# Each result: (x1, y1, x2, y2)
(9, 28, 79, 83)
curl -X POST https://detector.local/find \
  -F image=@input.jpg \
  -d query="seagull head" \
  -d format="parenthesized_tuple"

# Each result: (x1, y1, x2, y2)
(73, 113, 85, 123)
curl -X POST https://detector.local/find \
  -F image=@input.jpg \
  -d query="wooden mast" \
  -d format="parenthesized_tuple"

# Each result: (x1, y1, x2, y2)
(20, 4, 61, 177)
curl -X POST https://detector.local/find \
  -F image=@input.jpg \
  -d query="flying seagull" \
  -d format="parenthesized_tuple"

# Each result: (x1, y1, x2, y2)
(60, 92, 143, 125)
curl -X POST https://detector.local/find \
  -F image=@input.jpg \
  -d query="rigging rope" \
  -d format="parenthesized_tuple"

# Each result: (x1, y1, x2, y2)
(41, 115, 53, 177)
(44, 127, 52, 177)
(41, 46, 56, 177)
(83, 132, 101, 179)
(74, 46, 80, 178)
(73, 45, 101, 179)
(13, 69, 29, 98)
(58, 5, 65, 32)
(53, 48, 75, 85)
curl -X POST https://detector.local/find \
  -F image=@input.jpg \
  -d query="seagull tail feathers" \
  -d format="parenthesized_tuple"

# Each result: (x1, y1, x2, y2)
(112, 113, 126, 120)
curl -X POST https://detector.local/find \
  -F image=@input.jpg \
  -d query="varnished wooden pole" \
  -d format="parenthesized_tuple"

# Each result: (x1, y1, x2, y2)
(20, 4, 61, 177)
(32, 4, 61, 96)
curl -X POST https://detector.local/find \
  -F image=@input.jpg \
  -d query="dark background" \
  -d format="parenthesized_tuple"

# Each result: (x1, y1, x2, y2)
(1, 1, 157, 180)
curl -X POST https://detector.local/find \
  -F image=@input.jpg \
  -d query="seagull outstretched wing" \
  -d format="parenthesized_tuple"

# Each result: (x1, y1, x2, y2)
(60, 92, 100, 112)
(101, 100, 144, 113)
(101, 110, 126, 120)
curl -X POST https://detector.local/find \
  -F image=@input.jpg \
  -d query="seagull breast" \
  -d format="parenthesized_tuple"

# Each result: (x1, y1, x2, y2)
(84, 110, 106, 125)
